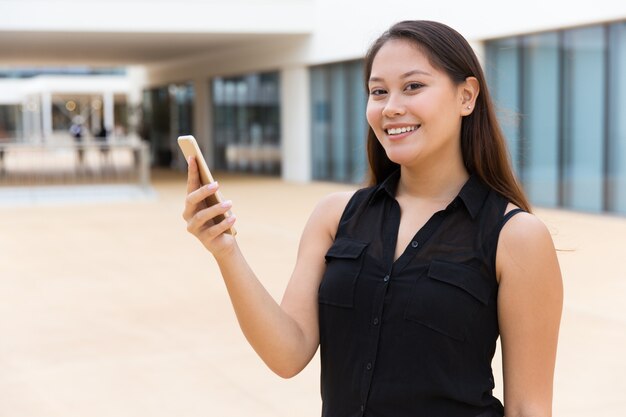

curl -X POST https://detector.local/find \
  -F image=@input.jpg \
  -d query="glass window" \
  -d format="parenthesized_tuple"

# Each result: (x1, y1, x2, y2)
(0, 105, 21, 141)
(562, 26, 606, 212)
(347, 60, 368, 183)
(170, 83, 194, 138)
(212, 72, 280, 175)
(486, 38, 522, 174)
(310, 60, 367, 183)
(521, 33, 560, 207)
(486, 21, 626, 215)
(142, 86, 171, 166)
(142, 82, 194, 167)
(311, 67, 330, 180)
(330, 65, 349, 182)
(608, 22, 626, 214)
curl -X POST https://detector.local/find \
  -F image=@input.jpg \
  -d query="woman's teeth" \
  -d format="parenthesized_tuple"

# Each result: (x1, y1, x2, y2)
(386, 125, 419, 135)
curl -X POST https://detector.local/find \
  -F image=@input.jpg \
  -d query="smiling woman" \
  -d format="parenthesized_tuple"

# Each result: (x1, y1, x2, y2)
(182, 20, 563, 417)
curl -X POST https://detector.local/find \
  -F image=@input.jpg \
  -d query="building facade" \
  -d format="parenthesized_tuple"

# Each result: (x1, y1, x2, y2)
(1, 0, 625, 213)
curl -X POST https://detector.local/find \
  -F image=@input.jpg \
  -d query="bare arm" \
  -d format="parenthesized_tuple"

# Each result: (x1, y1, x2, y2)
(182, 156, 353, 377)
(496, 205, 563, 417)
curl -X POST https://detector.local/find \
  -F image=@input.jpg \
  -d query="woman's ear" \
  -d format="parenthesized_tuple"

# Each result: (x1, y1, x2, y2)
(460, 76, 480, 116)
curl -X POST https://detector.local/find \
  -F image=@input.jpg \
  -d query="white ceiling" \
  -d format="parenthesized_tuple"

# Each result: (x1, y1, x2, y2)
(0, 31, 303, 66)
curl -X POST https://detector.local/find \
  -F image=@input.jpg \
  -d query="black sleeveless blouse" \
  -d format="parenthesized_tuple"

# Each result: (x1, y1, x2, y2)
(318, 170, 519, 417)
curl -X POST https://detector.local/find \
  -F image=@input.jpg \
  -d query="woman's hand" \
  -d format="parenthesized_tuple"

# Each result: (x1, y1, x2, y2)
(182, 156, 237, 259)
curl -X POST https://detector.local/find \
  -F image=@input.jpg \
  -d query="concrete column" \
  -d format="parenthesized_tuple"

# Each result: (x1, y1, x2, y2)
(192, 77, 213, 168)
(21, 98, 32, 143)
(91, 96, 102, 133)
(41, 92, 52, 142)
(280, 66, 311, 183)
(103, 91, 115, 133)
(127, 66, 147, 137)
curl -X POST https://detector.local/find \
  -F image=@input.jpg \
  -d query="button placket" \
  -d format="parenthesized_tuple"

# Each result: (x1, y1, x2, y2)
(360, 268, 391, 413)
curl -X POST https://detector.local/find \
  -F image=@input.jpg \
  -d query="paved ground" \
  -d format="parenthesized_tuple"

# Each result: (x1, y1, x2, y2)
(1, 170, 625, 417)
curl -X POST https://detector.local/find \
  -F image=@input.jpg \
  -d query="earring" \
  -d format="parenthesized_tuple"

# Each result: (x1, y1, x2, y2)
(466, 105, 471, 110)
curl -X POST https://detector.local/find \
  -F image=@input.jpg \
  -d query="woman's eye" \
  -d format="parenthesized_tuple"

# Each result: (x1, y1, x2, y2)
(406, 82, 424, 91)
(369, 88, 386, 96)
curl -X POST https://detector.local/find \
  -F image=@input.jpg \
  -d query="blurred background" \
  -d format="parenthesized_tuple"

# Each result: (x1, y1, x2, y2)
(0, 0, 625, 416)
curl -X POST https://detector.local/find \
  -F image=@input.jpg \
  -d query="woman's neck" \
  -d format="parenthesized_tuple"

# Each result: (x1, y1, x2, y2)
(397, 161, 469, 203)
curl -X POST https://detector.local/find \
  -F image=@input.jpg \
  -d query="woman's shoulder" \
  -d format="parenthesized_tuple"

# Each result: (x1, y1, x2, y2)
(501, 203, 551, 244)
(314, 183, 377, 213)
(313, 190, 357, 222)
(496, 203, 558, 281)
(310, 187, 378, 240)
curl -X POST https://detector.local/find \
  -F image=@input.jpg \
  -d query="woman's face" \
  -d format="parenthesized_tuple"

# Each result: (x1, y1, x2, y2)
(366, 39, 468, 169)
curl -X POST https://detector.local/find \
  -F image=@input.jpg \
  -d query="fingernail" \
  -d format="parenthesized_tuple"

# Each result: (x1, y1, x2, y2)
(220, 200, 232, 208)
(207, 182, 218, 190)
(227, 215, 236, 223)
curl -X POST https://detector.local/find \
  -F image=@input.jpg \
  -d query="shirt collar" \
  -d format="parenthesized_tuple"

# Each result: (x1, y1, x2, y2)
(371, 169, 402, 202)
(456, 174, 489, 219)
(371, 170, 489, 220)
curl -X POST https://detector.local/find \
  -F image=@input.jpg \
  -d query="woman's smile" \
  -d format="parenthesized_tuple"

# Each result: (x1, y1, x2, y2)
(385, 124, 421, 139)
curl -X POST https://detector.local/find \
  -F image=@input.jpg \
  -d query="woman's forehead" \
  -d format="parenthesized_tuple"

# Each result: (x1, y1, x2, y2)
(370, 39, 437, 78)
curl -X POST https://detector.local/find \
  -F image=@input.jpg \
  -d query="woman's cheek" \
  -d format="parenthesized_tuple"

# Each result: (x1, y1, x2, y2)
(366, 104, 382, 131)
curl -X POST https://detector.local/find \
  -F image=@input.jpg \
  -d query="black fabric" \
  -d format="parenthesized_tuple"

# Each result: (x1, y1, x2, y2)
(318, 169, 520, 417)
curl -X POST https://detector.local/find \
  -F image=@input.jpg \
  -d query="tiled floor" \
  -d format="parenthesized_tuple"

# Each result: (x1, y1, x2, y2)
(1, 171, 624, 416)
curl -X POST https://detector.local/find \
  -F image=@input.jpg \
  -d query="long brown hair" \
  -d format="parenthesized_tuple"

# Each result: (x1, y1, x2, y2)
(364, 20, 531, 212)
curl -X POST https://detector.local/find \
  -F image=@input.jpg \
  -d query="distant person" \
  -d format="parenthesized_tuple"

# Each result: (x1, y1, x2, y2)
(69, 116, 83, 141)
(95, 121, 112, 172)
(182, 20, 563, 417)
(0, 127, 8, 176)
(70, 116, 85, 172)
(95, 121, 108, 140)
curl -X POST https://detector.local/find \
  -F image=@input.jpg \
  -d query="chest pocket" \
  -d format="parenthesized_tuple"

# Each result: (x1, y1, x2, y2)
(318, 237, 369, 308)
(404, 259, 492, 341)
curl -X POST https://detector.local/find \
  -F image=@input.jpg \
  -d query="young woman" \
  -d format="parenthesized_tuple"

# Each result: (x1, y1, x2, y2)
(183, 20, 563, 417)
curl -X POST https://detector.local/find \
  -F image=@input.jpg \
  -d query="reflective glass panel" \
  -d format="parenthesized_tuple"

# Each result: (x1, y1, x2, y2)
(486, 38, 522, 174)
(522, 33, 560, 207)
(310, 60, 367, 183)
(212, 72, 281, 175)
(562, 26, 605, 212)
(608, 22, 626, 214)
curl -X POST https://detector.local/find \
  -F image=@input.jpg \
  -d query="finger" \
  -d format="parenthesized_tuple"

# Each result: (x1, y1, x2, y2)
(186, 156, 202, 194)
(195, 200, 232, 228)
(202, 213, 237, 240)
(187, 181, 220, 204)
(187, 200, 233, 232)
(183, 180, 208, 221)
(182, 182, 220, 221)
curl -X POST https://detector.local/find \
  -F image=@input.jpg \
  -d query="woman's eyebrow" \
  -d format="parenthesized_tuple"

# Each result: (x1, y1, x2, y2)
(369, 69, 432, 83)
(400, 69, 432, 78)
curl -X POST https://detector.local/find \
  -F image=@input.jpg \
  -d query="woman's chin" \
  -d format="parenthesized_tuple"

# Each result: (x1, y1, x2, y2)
(384, 150, 420, 167)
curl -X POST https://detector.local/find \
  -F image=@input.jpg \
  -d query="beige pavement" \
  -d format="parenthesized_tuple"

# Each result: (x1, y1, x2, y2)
(1, 171, 625, 417)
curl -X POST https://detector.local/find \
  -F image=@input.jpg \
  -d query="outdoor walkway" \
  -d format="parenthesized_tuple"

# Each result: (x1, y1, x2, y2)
(0, 171, 624, 417)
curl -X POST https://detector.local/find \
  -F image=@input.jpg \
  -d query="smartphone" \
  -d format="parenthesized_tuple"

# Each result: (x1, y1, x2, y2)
(177, 135, 236, 236)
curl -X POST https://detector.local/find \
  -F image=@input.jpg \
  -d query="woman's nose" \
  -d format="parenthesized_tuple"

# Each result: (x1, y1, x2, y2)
(382, 95, 406, 118)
